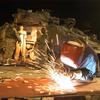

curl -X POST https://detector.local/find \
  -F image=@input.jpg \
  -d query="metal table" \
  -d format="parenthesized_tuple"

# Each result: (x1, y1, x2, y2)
(0, 66, 100, 99)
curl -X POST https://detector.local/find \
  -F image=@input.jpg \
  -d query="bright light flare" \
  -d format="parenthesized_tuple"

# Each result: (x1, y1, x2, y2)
(47, 67, 76, 93)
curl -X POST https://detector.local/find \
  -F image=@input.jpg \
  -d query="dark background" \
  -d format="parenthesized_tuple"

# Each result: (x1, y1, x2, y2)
(0, 0, 100, 39)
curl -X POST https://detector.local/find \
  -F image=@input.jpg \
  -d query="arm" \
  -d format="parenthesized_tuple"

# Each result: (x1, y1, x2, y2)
(13, 27, 21, 42)
(67, 53, 97, 81)
(68, 68, 93, 81)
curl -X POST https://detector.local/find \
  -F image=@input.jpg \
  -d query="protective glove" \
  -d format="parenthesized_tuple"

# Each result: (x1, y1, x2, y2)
(66, 68, 93, 81)
(81, 68, 93, 81)
(66, 69, 82, 80)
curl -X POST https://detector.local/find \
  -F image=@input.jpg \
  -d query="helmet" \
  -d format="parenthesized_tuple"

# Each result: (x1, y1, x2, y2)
(60, 39, 85, 69)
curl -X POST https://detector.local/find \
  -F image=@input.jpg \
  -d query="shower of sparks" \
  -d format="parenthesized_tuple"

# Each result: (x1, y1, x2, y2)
(46, 66, 76, 93)
(29, 39, 76, 93)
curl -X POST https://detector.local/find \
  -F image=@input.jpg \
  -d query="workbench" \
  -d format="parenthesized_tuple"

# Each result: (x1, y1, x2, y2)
(0, 66, 100, 99)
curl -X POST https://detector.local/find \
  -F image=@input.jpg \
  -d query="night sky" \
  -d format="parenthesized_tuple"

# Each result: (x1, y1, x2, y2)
(0, 0, 100, 39)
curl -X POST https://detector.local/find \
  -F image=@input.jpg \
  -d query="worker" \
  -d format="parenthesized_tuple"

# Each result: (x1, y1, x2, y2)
(14, 25, 27, 62)
(60, 38, 99, 81)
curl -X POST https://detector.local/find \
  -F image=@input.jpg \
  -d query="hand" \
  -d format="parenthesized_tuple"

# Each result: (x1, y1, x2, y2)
(81, 68, 93, 80)
(65, 70, 82, 80)
(67, 68, 93, 81)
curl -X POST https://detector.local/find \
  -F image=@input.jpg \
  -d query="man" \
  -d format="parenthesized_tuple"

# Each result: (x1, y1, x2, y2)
(14, 25, 27, 62)
(60, 38, 99, 81)
(54, 38, 99, 100)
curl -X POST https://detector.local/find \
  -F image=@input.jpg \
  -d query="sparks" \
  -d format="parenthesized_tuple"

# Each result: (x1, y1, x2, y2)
(30, 40, 76, 94)
(47, 66, 76, 93)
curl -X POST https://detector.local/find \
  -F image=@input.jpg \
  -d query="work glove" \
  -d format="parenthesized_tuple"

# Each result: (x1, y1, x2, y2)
(81, 68, 93, 81)
(66, 68, 93, 81)
(66, 69, 82, 80)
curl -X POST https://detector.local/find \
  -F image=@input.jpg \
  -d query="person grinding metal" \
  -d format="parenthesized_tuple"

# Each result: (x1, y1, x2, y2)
(60, 38, 99, 81)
